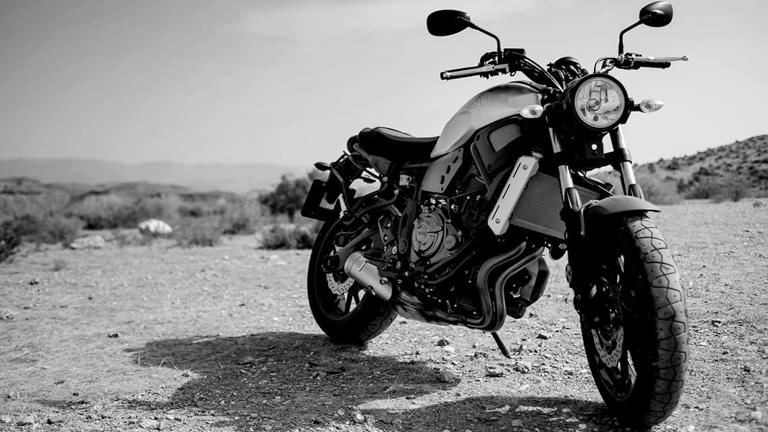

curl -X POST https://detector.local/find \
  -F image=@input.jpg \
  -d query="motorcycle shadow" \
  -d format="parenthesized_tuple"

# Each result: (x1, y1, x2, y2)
(125, 331, 621, 431)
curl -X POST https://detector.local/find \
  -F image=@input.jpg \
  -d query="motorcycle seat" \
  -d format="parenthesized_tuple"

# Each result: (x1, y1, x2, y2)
(348, 127, 437, 163)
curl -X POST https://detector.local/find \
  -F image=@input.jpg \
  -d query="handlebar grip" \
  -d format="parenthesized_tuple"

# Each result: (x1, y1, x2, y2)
(633, 60, 671, 69)
(440, 64, 510, 80)
(440, 65, 485, 80)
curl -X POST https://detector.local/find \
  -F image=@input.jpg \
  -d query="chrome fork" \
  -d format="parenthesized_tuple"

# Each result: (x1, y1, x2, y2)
(609, 126, 643, 198)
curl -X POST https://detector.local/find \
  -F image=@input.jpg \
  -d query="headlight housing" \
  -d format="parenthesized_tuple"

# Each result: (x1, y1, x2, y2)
(565, 74, 630, 132)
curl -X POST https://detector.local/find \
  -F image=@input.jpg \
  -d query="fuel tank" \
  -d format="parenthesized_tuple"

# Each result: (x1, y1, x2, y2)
(431, 82, 542, 158)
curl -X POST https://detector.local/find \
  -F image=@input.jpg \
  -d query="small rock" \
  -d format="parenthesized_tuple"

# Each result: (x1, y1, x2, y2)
(268, 255, 280, 261)
(70, 235, 106, 250)
(139, 418, 160, 429)
(536, 332, 552, 340)
(510, 419, 523, 427)
(442, 346, 455, 354)
(436, 369, 459, 383)
(0, 415, 11, 424)
(754, 200, 764, 208)
(352, 412, 365, 423)
(138, 219, 173, 237)
(486, 366, 504, 377)
(436, 338, 450, 347)
(107, 332, 119, 338)
(28, 278, 39, 286)
(17, 415, 34, 426)
(750, 410, 763, 421)
(262, 424, 273, 431)
(513, 361, 532, 374)
(0, 310, 14, 321)
(711, 319, 724, 327)
(485, 405, 511, 414)
(47, 415, 65, 424)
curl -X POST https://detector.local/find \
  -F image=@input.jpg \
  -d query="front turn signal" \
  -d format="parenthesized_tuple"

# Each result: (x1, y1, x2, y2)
(635, 99, 664, 113)
(520, 104, 544, 119)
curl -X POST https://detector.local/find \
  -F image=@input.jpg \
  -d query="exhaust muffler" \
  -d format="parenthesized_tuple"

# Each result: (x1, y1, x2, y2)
(343, 251, 392, 301)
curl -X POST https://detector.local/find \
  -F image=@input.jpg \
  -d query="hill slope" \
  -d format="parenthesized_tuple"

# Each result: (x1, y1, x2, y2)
(0, 159, 306, 193)
(641, 134, 768, 198)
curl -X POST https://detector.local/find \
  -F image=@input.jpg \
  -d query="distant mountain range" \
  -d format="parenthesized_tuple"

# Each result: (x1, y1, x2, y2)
(0, 159, 307, 193)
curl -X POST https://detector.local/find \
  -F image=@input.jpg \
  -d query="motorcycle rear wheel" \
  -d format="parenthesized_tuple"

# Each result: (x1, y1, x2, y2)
(581, 214, 688, 426)
(307, 220, 397, 345)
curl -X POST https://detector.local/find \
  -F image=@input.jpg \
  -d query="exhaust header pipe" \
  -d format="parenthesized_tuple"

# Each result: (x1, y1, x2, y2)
(343, 251, 393, 301)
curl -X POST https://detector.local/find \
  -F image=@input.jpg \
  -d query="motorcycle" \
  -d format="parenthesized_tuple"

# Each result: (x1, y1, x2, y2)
(301, 2, 688, 426)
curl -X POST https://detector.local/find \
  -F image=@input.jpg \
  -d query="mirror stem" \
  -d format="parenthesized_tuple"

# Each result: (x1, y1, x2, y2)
(463, 19, 503, 60)
(618, 21, 641, 54)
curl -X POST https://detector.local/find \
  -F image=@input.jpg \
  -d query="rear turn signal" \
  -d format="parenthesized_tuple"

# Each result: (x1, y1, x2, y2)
(520, 104, 544, 119)
(636, 99, 664, 113)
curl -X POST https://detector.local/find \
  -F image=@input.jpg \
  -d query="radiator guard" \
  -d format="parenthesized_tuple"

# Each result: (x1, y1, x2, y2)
(509, 173, 602, 240)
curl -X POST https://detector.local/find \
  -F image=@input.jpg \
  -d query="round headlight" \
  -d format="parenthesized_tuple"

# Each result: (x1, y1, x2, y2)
(572, 75, 627, 131)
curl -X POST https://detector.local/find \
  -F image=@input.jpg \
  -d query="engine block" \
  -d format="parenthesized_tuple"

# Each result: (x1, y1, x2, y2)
(410, 200, 462, 266)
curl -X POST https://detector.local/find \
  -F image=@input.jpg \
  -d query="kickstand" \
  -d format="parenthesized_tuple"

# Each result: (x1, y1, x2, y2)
(491, 331, 511, 359)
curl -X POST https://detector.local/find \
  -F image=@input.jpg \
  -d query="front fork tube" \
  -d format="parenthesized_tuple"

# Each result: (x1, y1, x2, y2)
(610, 127, 644, 199)
(548, 129, 581, 213)
(548, 128, 597, 314)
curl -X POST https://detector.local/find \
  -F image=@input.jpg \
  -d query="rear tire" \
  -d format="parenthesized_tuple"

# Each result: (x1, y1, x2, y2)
(581, 214, 688, 426)
(307, 220, 397, 345)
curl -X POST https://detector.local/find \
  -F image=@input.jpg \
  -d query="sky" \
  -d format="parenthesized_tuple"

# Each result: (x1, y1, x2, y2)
(0, 0, 766, 168)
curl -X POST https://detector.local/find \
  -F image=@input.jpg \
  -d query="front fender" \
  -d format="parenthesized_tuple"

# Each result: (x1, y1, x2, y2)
(585, 195, 659, 218)
(565, 195, 659, 305)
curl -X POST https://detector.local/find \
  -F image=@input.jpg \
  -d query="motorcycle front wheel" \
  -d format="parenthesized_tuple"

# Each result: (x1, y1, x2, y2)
(307, 219, 397, 345)
(580, 214, 688, 426)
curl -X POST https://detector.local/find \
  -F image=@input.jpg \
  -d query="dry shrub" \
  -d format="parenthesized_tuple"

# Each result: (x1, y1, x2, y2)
(220, 197, 264, 235)
(175, 218, 221, 247)
(10, 214, 82, 246)
(68, 195, 175, 229)
(636, 174, 682, 205)
(685, 181, 749, 202)
(0, 219, 21, 263)
(259, 223, 319, 250)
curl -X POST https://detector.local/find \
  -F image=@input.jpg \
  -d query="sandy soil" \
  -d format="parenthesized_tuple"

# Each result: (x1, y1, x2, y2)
(1, 200, 767, 432)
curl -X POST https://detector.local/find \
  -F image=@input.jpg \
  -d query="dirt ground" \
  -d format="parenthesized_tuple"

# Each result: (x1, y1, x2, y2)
(1, 200, 767, 432)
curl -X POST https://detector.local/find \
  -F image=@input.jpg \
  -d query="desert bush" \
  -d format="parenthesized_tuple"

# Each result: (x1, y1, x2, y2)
(259, 222, 319, 250)
(68, 195, 175, 229)
(220, 197, 264, 235)
(259, 174, 311, 222)
(0, 219, 21, 263)
(636, 174, 682, 205)
(175, 218, 221, 247)
(9, 214, 82, 245)
(684, 181, 721, 200)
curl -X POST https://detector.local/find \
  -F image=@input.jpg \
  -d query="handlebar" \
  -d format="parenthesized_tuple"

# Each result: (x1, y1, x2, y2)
(616, 54, 688, 70)
(440, 63, 510, 80)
